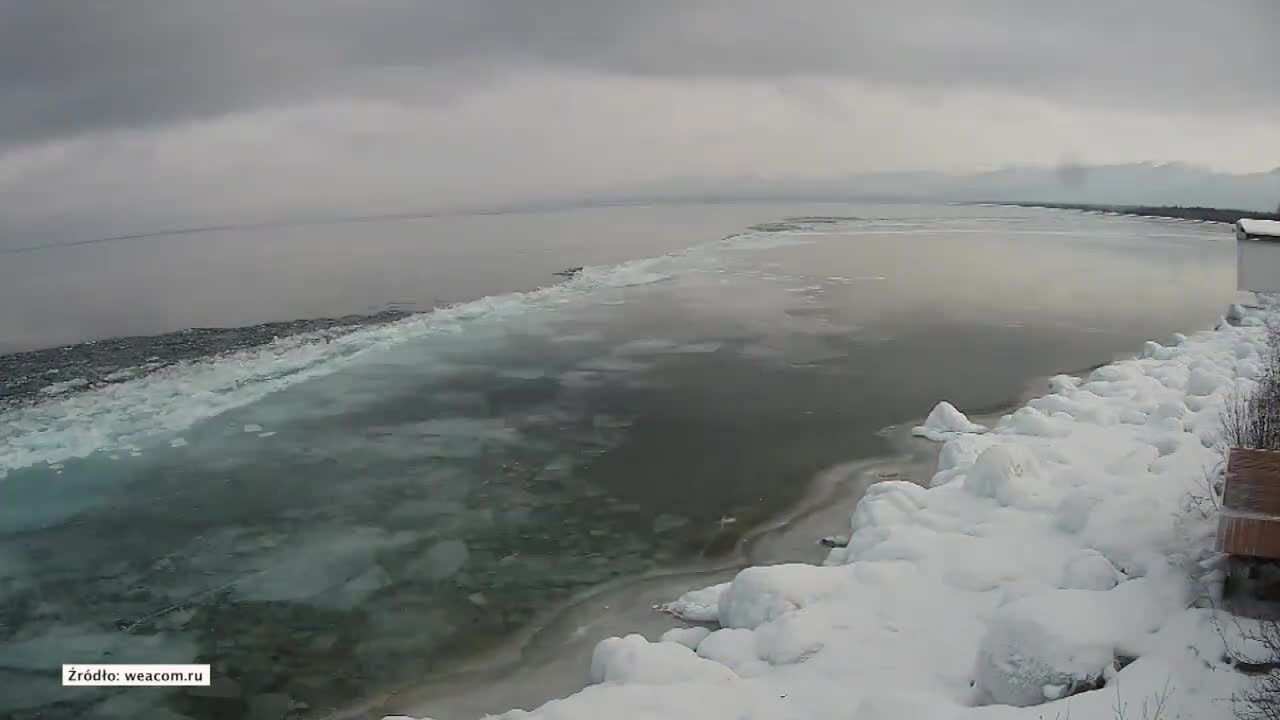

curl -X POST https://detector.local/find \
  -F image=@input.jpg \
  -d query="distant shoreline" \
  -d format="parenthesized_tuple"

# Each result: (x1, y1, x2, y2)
(973, 201, 1280, 225)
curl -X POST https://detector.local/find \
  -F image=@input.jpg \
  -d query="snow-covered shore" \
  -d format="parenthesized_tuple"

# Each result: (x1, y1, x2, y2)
(393, 299, 1277, 720)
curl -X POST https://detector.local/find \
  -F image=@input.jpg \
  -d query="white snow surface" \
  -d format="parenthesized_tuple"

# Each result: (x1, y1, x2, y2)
(1240, 218, 1280, 238)
(396, 301, 1280, 720)
(913, 401, 988, 440)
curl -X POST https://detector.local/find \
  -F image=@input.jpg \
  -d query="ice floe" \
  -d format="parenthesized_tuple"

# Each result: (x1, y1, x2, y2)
(0, 254, 684, 479)
(911, 400, 988, 440)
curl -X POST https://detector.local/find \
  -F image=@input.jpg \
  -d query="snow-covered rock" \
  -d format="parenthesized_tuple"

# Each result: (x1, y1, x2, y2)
(717, 564, 846, 630)
(658, 626, 712, 649)
(1062, 549, 1123, 591)
(660, 582, 729, 623)
(911, 401, 987, 440)
(1141, 340, 1178, 361)
(964, 443, 1054, 509)
(1187, 367, 1225, 396)
(1048, 374, 1079, 394)
(694, 628, 767, 676)
(590, 634, 738, 684)
(930, 433, 999, 487)
(973, 590, 1117, 706)
(997, 406, 1070, 437)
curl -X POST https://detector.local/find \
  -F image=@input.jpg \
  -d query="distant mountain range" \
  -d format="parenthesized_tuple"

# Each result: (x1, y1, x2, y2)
(600, 163, 1280, 212)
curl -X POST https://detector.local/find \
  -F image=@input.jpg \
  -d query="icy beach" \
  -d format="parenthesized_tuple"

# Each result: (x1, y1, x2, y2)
(0, 205, 1238, 719)
(392, 299, 1279, 720)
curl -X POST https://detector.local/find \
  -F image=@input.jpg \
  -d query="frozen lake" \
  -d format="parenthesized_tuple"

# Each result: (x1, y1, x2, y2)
(0, 203, 1237, 718)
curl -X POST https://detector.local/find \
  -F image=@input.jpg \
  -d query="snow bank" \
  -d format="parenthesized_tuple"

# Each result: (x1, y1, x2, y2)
(912, 401, 988, 441)
(397, 302, 1276, 720)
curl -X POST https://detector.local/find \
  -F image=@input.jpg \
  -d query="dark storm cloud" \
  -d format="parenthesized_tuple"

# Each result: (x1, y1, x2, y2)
(2, 0, 1277, 149)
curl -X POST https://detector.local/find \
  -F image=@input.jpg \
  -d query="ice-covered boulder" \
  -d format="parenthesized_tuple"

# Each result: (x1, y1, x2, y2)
(1062, 550, 1123, 591)
(751, 610, 827, 665)
(998, 407, 1070, 437)
(852, 480, 929, 525)
(1140, 341, 1177, 361)
(1090, 364, 1138, 383)
(1029, 393, 1080, 417)
(694, 628, 768, 676)
(590, 634, 737, 685)
(1153, 399, 1187, 420)
(659, 626, 712, 649)
(660, 582, 730, 623)
(717, 564, 845, 630)
(912, 401, 987, 441)
(1186, 367, 1223, 397)
(973, 591, 1117, 707)
(965, 444, 1054, 509)
(931, 434, 999, 487)
(1048, 375, 1079, 394)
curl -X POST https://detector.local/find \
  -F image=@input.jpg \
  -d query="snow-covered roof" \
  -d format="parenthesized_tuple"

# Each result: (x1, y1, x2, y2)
(1239, 218, 1280, 237)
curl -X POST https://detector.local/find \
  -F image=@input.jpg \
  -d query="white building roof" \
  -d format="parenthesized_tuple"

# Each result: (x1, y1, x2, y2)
(1239, 218, 1280, 237)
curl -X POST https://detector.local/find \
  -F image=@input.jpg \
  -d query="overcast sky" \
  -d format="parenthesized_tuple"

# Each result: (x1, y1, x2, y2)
(1, 0, 1278, 235)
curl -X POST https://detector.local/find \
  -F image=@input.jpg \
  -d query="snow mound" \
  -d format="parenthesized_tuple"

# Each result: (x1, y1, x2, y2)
(1186, 367, 1225, 396)
(751, 610, 828, 665)
(717, 564, 846, 630)
(590, 634, 738, 685)
(974, 590, 1118, 706)
(1141, 340, 1178, 361)
(1062, 549, 1123, 591)
(965, 444, 1054, 509)
(1048, 374, 1079, 394)
(1055, 490, 1100, 534)
(660, 582, 729, 623)
(931, 434, 999, 487)
(694, 628, 767, 676)
(911, 401, 987, 440)
(659, 626, 712, 649)
(997, 407, 1070, 437)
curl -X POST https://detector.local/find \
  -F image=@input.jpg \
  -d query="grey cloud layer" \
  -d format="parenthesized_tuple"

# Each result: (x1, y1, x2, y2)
(3, 0, 1278, 148)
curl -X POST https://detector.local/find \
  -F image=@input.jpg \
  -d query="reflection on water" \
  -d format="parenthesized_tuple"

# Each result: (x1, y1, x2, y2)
(0, 205, 1235, 718)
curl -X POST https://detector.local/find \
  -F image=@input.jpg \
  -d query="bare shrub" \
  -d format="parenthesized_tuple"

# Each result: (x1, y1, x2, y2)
(1230, 313, 1280, 719)
(1221, 383, 1280, 453)
(1231, 619, 1280, 720)
(1221, 318, 1280, 453)
(1186, 464, 1224, 518)
(1113, 678, 1175, 720)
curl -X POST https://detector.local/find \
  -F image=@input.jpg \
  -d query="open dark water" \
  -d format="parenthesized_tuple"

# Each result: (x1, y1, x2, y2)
(0, 204, 1236, 719)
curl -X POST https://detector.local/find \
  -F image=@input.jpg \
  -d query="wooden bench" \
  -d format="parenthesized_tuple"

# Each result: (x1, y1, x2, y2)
(1218, 448, 1280, 610)
(1219, 448, 1280, 559)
